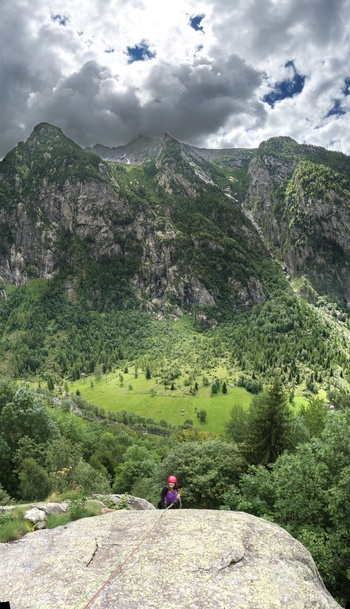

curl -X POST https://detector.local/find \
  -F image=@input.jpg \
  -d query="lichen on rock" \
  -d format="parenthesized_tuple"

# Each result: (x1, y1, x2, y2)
(0, 510, 341, 609)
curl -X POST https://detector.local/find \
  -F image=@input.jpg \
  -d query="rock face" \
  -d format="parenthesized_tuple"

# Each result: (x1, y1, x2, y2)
(244, 137, 350, 303)
(2, 124, 350, 309)
(0, 510, 340, 609)
(0, 122, 271, 312)
(93, 494, 156, 511)
(14, 497, 155, 530)
(87, 135, 163, 164)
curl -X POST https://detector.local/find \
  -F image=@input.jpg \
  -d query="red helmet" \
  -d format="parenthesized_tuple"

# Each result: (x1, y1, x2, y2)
(167, 475, 177, 484)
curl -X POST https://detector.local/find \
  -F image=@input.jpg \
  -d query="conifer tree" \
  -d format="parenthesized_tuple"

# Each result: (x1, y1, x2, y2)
(245, 377, 293, 466)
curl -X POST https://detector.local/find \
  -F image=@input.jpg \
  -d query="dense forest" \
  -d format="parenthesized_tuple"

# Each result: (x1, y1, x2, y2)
(1, 278, 350, 398)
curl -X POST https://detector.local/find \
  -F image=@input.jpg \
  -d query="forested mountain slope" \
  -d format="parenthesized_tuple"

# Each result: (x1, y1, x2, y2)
(0, 123, 350, 395)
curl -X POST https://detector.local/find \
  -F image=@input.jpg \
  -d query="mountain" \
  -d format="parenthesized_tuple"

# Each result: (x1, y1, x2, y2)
(0, 123, 279, 311)
(89, 131, 350, 306)
(1, 122, 350, 390)
(244, 137, 350, 305)
(86, 134, 163, 164)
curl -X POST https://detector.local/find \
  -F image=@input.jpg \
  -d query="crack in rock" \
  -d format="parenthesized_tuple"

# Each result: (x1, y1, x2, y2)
(86, 539, 99, 567)
(193, 548, 245, 574)
(211, 548, 245, 571)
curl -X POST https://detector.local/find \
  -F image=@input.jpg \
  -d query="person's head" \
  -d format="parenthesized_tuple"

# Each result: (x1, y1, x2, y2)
(167, 475, 177, 487)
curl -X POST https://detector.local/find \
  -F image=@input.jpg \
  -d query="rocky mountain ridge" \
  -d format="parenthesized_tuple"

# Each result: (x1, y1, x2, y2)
(0, 123, 273, 312)
(1, 122, 350, 312)
(90, 131, 350, 306)
(87, 132, 253, 167)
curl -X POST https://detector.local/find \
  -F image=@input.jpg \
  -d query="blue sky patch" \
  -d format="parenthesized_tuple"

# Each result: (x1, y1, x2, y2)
(326, 99, 346, 118)
(189, 14, 205, 33)
(126, 41, 156, 63)
(263, 61, 305, 108)
(342, 77, 350, 96)
(51, 14, 68, 26)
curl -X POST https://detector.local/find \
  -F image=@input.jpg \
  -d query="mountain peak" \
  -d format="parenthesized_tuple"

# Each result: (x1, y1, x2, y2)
(26, 122, 81, 153)
(163, 132, 177, 142)
(258, 136, 300, 155)
(30, 122, 65, 139)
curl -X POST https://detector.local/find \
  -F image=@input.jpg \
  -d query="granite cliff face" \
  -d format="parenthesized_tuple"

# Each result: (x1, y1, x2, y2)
(0, 123, 271, 312)
(243, 138, 350, 304)
(1, 123, 350, 311)
(0, 510, 341, 609)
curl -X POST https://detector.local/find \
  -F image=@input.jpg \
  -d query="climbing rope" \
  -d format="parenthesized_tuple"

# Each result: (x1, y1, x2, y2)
(72, 505, 173, 609)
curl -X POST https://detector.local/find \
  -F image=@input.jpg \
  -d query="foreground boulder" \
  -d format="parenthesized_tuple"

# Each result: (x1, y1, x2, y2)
(0, 510, 341, 608)
(93, 493, 156, 510)
(24, 502, 69, 530)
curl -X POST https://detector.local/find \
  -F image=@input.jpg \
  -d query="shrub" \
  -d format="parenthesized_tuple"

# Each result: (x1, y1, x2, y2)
(0, 484, 14, 506)
(45, 513, 71, 529)
(0, 507, 27, 542)
(69, 497, 87, 520)
(18, 458, 53, 501)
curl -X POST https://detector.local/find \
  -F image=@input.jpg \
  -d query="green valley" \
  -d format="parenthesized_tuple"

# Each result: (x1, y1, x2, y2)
(1, 124, 350, 604)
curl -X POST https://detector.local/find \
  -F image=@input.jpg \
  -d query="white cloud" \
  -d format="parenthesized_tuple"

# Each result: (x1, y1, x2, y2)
(1, 0, 350, 157)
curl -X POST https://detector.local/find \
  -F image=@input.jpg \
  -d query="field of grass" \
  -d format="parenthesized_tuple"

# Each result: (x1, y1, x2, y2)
(67, 367, 310, 434)
(69, 369, 253, 434)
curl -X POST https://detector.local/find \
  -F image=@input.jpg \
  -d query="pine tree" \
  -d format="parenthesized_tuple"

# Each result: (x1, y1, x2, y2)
(245, 377, 293, 466)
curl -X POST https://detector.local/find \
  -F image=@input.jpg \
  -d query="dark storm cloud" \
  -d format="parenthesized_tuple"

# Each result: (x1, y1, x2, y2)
(3, 49, 265, 153)
(140, 55, 265, 143)
(1, 0, 350, 157)
(0, 1, 78, 156)
(28, 61, 143, 148)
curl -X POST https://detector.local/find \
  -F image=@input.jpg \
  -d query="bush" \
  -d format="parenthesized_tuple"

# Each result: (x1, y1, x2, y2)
(156, 440, 246, 509)
(197, 409, 207, 423)
(70, 460, 111, 495)
(69, 497, 87, 520)
(18, 458, 53, 501)
(0, 484, 14, 506)
(0, 507, 27, 542)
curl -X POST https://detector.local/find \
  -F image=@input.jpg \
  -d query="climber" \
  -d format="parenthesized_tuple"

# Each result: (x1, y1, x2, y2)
(158, 475, 183, 509)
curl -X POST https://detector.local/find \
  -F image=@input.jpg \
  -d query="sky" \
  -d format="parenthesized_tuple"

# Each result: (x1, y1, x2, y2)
(1, 0, 350, 158)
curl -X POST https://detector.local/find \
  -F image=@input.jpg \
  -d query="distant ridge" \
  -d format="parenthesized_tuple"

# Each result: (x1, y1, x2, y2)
(86, 135, 163, 164)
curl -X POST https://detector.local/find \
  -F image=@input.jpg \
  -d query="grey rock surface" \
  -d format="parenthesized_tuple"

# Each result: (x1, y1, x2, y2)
(0, 510, 341, 609)
(93, 494, 156, 510)
(23, 507, 46, 522)
(43, 502, 69, 515)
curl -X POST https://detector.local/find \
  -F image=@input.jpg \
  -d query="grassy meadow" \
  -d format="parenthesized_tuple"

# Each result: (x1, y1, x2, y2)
(71, 370, 247, 434)
(67, 366, 308, 434)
